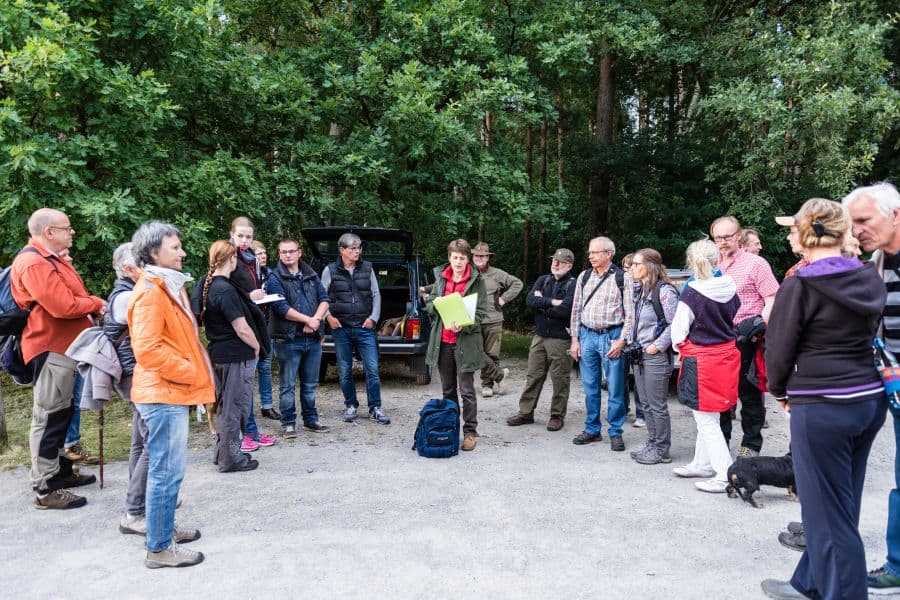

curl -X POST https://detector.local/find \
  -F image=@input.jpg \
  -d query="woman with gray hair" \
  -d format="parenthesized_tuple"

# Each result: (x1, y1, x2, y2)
(670, 239, 740, 493)
(127, 221, 214, 568)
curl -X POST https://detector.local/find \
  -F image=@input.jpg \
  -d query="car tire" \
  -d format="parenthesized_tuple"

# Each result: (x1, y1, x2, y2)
(415, 365, 431, 386)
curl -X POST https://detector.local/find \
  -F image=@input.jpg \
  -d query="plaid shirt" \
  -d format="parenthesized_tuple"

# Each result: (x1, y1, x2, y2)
(717, 248, 779, 324)
(570, 265, 634, 341)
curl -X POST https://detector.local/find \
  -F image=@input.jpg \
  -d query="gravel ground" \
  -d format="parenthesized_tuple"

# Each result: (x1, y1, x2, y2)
(0, 357, 895, 599)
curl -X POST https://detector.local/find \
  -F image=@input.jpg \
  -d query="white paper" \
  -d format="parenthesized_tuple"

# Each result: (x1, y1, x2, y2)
(462, 293, 477, 320)
(254, 293, 285, 305)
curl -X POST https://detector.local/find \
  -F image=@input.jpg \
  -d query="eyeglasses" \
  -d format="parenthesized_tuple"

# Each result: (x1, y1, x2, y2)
(587, 249, 612, 256)
(48, 225, 75, 234)
(712, 232, 738, 242)
(279, 249, 300, 255)
(342, 246, 362, 252)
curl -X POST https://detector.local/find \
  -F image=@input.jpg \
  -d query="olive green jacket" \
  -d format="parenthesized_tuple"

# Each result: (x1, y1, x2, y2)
(478, 265, 523, 324)
(424, 264, 487, 372)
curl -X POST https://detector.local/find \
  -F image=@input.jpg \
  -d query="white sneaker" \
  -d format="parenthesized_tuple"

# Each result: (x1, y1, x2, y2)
(496, 368, 510, 395)
(632, 417, 646, 428)
(695, 479, 729, 493)
(673, 464, 715, 478)
(482, 387, 494, 397)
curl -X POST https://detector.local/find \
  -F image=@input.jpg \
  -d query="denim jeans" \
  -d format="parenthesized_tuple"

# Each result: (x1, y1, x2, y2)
(256, 343, 273, 409)
(276, 336, 322, 427)
(64, 372, 85, 448)
(332, 326, 382, 409)
(886, 412, 900, 576)
(134, 403, 189, 553)
(578, 325, 626, 437)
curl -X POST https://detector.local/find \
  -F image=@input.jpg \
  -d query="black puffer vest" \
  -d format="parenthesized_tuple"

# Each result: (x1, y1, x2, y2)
(103, 276, 137, 375)
(327, 260, 373, 327)
(270, 261, 326, 340)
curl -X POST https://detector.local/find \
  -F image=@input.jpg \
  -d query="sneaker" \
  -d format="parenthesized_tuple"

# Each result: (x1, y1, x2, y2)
(481, 386, 493, 398)
(738, 446, 759, 458)
(673, 464, 716, 478)
(62, 443, 101, 465)
(573, 431, 602, 445)
(632, 417, 646, 428)
(283, 425, 297, 439)
(462, 434, 476, 451)
(496, 368, 510, 395)
(629, 441, 652, 459)
(760, 579, 806, 599)
(695, 479, 729, 493)
(120, 514, 201, 543)
(145, 543, 205, 569)
(241, 435, 260, 452)
(507, 414, 535, 426)
(303, 421, 330, 433)
(778, 530, 806, 552)
(33, 488, 86, 510)
(343, 406, 358, 422)
(369, 407, 391, 425)
(632, 447, 666, 464)
(787, 521, 803, 535)
(609, 435, 625, 452)
(260, 407, 282, 420)
(254, 433, 277, 447)
(868, 567, 900, 593)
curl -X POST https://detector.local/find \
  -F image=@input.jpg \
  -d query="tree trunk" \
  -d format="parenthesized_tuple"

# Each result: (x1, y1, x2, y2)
(589, 39, 615, 236)
(523, 127, 533, 284)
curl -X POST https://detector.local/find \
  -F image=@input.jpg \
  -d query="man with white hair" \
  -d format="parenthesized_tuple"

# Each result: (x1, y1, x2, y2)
(10, 208, 106, 510)
(844, 181, 900, 593)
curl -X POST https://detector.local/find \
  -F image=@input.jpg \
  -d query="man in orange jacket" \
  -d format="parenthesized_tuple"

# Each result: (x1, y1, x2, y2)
(11, 208, 106, 510)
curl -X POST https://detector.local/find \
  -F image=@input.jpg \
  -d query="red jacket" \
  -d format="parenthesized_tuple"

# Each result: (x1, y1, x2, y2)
(677, 339, 740, 412)
(11, 240, 104, 363)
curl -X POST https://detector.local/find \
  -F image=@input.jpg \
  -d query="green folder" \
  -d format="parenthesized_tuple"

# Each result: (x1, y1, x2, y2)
(433, 292, 477, 327)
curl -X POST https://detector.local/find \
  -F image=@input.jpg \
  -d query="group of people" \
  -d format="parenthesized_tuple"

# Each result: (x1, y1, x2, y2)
(5, 182, 899, 597)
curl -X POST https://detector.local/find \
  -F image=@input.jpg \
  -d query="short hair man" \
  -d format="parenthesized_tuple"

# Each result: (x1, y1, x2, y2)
(321, 233, 390, 425)
(266, 238, 331, 437)
(844, 181, 900, 593)
(11, 208, 106, 509)
(507, 249, 576, 431)
(710, 216, 779, 458)
(471, 242, 523, 397)
(569, 236, 634, 451)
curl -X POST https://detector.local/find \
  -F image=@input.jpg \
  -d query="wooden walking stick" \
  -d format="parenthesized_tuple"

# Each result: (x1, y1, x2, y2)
(98, 405, 104, 489)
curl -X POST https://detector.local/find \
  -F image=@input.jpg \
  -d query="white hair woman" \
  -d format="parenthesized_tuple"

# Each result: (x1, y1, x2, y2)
(670, 239, 740, 493)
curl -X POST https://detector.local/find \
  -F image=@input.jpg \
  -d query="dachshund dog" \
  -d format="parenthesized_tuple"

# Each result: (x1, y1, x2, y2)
(726, 452, 797, 508)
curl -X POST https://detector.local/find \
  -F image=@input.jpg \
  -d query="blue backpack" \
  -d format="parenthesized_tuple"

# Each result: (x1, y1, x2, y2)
(412, 398, 460, 458)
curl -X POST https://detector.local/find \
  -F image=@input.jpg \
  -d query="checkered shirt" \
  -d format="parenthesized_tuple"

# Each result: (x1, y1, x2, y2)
(570, 266, 635, 341)
(717, 248, 779, 324)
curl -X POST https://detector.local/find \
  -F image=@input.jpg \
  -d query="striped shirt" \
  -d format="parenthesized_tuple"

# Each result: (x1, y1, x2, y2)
(880, 251, 900, 354)
(570, 265, 634, 341)
(717, 248, 779, 324)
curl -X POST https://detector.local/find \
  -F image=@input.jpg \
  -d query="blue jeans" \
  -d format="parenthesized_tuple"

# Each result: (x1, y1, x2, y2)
(332, 326, 382, 409)
(134, 403, 188, 553)
(256, 351, 273, 409)
(886, 412, 900, 576)
(276, 336, 322, 427)
(579, 325, 626, 437)
(64, 373, 85, 448)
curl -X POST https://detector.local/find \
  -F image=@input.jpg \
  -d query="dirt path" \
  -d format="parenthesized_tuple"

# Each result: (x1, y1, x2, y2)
(1, 358, 895, 599)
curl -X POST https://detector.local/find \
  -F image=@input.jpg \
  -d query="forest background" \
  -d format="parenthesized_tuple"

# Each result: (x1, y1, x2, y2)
(1, 0, 898, 328)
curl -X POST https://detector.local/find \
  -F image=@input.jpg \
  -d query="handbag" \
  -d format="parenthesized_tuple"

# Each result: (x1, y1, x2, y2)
(873, 337, 900, 416)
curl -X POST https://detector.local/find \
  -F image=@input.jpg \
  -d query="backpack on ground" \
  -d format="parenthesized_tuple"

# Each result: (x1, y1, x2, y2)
(412, 398, 460, 458)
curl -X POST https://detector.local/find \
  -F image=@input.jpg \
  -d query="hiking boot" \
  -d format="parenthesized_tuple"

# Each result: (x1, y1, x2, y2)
(283, 425, 297, 439)
(343, 406, 358, 422)
(260, 407, 281, 420)
(695, 479, 729, 493)
(760, 579, 805, 599)
(369, 407, 391, 425)
(145, 543, 205, 569)
(62, 443, 101, 465)
(609, 435, 625, 452)
(34, 488, 86, 510)
(253, 433, 277, 447)
(240, 435, 260, 452)
(303, 421, 330, 433)
(120, 514, 200, 544)
(673, 464, 715, 478)
(868, 567, 900, 593)
(60, 472, 97, 489)
(506, 414, 535, 427)
(481, 386, 493, 398)
(496, 368, 510, 395)
(629, 441, 652, 459)
(632, 447, 665, 464)
(573, 431, 602, 445)
(222, 458, 259, 473)
(738, 446, 759, 458)
(462, 434, 477, 451)
(778, 530, 806, 552)
(546, 417, 564, 431)
(632, 417, 646, 428)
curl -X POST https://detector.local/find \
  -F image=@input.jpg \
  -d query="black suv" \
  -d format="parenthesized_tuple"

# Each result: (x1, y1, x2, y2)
(301, 226, 433, 384)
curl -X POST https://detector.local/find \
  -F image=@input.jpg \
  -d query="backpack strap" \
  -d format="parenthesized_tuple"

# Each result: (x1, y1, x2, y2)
(578, 266, 618, 316)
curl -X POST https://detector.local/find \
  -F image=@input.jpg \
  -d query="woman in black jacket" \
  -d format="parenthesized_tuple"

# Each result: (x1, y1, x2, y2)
(761, 198, 888, 600)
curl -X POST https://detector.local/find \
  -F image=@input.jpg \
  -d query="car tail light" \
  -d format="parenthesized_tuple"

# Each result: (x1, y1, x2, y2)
(405, 317, 421, 341)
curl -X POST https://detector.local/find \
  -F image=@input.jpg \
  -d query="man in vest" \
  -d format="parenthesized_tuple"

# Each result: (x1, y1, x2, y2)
(10, 208, 106, 509)
(569, 236, 634, 451)
(321, 233, 390, 425)
(845, 181, 900, 594)
(472, 242, 523, 397)
(267, 238, 331, 437)
(507, 248, 576, 431)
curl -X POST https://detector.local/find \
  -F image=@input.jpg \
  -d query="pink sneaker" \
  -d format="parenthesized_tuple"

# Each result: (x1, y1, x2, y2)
(241, 435, 260, 452)
(255, 434, 276, 447)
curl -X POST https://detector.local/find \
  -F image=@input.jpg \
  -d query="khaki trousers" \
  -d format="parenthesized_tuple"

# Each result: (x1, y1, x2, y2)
(517, 336, 573, 418)
(480, 322, 505, 387)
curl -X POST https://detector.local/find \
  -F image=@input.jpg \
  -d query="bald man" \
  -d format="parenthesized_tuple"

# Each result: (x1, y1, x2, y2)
(10, 208, 106, 510)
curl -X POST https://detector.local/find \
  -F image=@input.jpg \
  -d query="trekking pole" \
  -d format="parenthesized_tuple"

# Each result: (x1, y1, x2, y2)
(98, 405, 104, 489)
